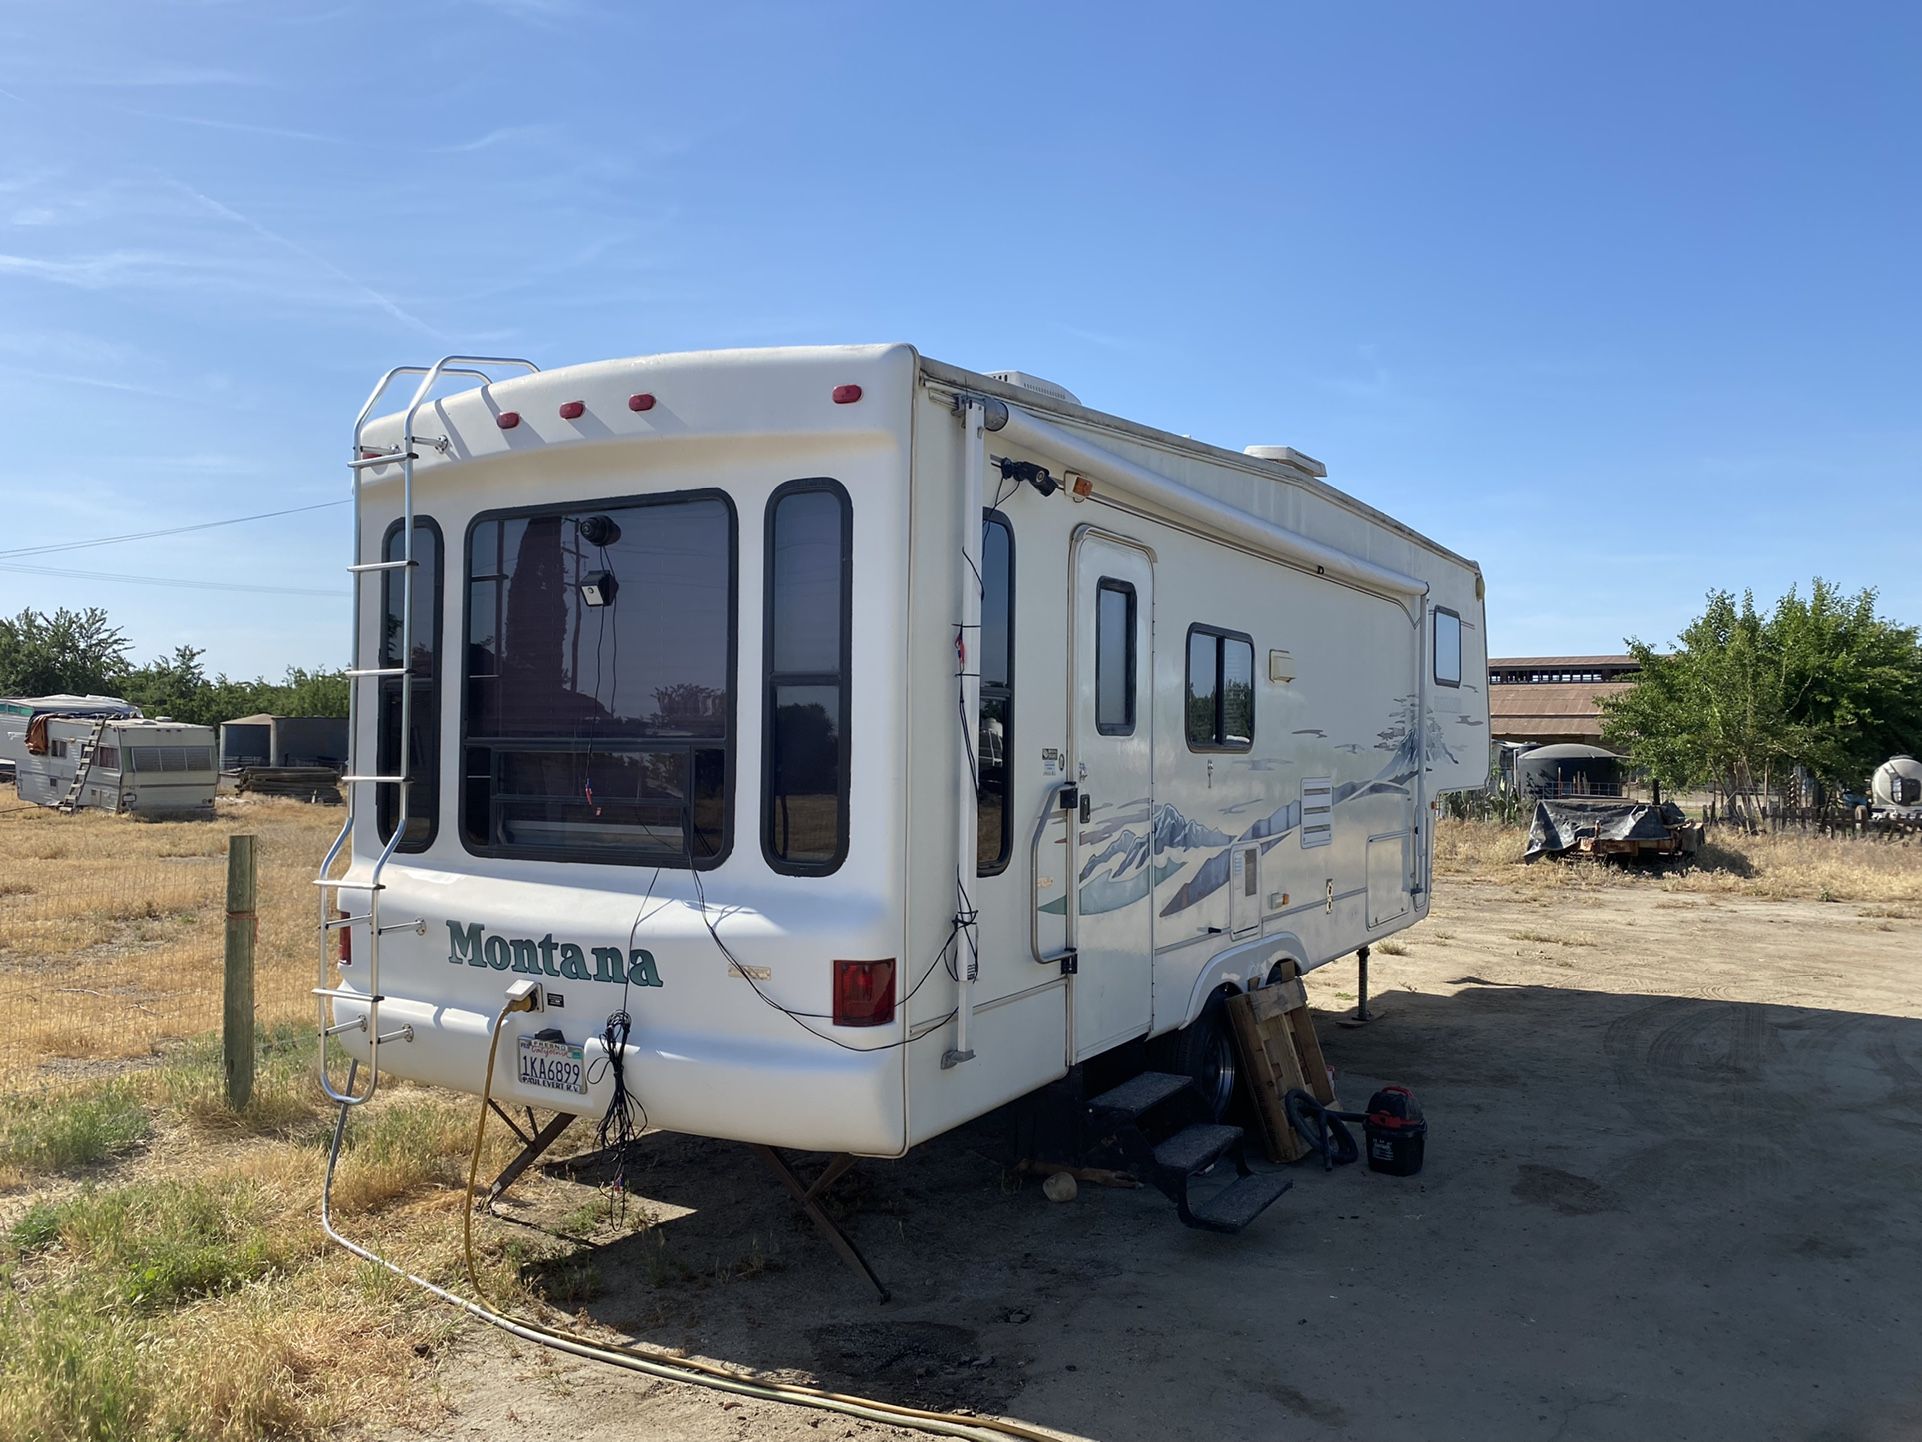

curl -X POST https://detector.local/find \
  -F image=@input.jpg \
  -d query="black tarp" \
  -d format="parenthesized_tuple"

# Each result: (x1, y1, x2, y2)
(1525, 798, 1693, 860)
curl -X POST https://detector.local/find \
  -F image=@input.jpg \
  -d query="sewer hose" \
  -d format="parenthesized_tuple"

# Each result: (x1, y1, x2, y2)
(321, 996, 1064, 1442)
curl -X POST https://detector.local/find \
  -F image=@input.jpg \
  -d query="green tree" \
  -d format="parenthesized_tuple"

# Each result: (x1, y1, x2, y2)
(0, 607, 132, 697)
(276, 666, 349, 718)
(1768, 579, 1922, 788)
(1601, 580, 1922, 825)
(123, 644, 214, 723)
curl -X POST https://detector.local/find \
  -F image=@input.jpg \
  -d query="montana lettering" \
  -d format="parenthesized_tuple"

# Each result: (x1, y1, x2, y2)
(444, 921, 662, 987)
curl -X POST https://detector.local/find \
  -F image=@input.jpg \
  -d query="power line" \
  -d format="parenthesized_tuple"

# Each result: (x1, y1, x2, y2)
(0, 559, 343, 598)
(0, 499, 349, 560)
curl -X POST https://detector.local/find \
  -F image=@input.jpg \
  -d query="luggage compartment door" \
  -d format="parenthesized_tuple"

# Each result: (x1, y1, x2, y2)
(1367, 831, 1411, 928)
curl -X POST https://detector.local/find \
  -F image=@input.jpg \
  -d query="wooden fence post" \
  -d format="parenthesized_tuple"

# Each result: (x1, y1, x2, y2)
(224, 834, 257, 1111)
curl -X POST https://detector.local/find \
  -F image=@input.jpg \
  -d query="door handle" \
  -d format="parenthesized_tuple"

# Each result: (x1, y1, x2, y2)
(1079, 793, 1092, 824)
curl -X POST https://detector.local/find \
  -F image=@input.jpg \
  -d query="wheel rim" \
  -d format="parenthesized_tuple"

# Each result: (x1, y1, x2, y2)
(1198, 1027, 1238, 1118)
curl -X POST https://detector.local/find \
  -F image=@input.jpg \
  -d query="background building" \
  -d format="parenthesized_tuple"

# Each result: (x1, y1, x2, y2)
(1487, 655, 1638, 747)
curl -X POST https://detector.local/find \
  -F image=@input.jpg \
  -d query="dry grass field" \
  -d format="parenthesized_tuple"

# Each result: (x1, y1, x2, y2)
(1, 795, 1918, 1441)
(0, 793, 552, 1441)
(0, 794, 338, 1087)
(1436, 814, 1922, 906)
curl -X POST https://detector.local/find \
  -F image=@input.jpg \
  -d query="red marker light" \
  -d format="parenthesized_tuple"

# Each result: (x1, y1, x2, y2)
(833, 958, 896, 1027)
(497, 411, 521, 430)
(628, 393, 655, 412)
(559, 400, 585, 420)
(832, 384, 863, 405)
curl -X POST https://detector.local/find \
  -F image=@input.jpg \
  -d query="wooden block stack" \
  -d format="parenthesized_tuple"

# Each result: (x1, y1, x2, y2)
(1227, 959, 1337, 1163)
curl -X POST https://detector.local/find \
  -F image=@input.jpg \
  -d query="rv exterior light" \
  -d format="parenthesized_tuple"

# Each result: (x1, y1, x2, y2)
(497, 411, 521, 430)
(1070, 473, 1093, 499)
(832, 384, 863, 404)
(558, 400, 586, 420)
(628, 392, 655, 412)
(579, 570, 618, 608)
(833, 958, 895, 1027)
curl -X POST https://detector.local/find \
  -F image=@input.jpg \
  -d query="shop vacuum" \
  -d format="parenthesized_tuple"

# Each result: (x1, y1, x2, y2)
(1284, 1085, 1427, 1176)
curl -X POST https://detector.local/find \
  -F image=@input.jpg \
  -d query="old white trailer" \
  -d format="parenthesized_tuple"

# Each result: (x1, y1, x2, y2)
(7, 712, 218, 817)
(318, 347, 1487, 1248)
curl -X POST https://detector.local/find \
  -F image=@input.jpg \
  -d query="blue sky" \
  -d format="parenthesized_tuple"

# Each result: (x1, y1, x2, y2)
(1, 1, 1916, 677)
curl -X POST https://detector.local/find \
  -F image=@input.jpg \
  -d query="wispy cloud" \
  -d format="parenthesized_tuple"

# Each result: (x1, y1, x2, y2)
(1054, 321, 1156, 357)
(8, 64, 265, 89)
(0, 329, 137, 370)
(160, 178, 446, 340)
(434, 123, 554, 154)
(0, 363, 187, 401)
(0, 249, 196, 287)
(454, 0, 586, 29)
(109, 106, 352, 145)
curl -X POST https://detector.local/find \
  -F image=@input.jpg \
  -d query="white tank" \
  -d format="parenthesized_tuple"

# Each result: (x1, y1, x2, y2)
(1873, 755, 1922, 808)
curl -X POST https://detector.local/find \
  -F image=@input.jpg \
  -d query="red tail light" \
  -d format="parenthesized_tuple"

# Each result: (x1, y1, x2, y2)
(558, 400, 585, 420)
(833, 959, 895, 1027)
(628, 392, 656, 412)
(497, 411, 521, 430)
(336, 909, 351, 966)
(831, 384, 863, 404)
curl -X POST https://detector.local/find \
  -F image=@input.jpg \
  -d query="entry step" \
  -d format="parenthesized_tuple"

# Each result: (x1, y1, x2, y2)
(1087, 1070, 1192, 1121)
(1152, 1122, 1243, 1176)
(1185, 1170, 1294, 1234)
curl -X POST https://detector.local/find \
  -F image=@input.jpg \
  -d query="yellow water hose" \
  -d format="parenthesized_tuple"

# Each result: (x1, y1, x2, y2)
(321, 997, 1066, 1442)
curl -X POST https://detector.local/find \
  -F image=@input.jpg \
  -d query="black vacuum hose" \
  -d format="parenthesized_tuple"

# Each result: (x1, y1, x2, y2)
(1284, 1089, 1364, 1171)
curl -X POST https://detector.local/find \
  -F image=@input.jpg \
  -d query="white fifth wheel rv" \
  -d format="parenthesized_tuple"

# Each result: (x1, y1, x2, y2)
(319, 347, 1487, 1244)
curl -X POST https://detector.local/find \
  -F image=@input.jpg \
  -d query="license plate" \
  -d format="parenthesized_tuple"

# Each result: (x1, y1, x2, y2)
(517, 1035, 586, 1095)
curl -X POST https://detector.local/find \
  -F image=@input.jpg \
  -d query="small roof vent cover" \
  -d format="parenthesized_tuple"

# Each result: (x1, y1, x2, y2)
(986, 370, 1082, 407)
(1243, 444, 1327, 479)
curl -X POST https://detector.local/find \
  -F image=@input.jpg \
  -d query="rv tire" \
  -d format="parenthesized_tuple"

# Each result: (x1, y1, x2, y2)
(1150, 988, 1239, 1123)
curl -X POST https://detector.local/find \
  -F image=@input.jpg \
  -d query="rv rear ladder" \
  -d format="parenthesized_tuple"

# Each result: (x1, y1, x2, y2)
(314, 356, 538, 1107)
(55, 718, 109, 814)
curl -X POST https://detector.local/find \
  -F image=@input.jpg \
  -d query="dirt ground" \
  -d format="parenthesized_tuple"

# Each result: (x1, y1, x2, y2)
(374, 875, 1922, 1442)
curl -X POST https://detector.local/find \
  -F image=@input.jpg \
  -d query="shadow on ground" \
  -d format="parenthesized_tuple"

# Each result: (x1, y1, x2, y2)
(485, 982, 1922, 1442)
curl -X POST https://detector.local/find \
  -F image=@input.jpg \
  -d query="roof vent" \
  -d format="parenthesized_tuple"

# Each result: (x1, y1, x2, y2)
(986, 371, 1082, 407)
(1243, 444, 1327, 479)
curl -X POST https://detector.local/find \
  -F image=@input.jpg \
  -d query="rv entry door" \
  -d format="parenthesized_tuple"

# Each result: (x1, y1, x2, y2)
(1069, 531, 1155, 1062)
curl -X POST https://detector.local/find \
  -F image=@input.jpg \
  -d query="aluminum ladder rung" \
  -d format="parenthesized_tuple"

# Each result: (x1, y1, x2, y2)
(314, 986, 386, 1004)
(323, 1017, 365, 1037)
(322, 354, 542, 1110)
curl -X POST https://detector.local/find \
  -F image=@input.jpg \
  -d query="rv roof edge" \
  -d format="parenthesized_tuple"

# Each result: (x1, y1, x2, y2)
(919, 354, 1473, 574)
(992, 403, 1429, 608)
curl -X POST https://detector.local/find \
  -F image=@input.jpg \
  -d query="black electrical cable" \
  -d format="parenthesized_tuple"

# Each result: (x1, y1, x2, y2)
(0, 498, 347, 559)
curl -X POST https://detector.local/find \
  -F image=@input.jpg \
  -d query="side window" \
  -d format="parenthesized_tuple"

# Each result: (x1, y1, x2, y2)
(1433, 607, 1462, 688)
(977, 511, 1014, 875)
(378, 518, 441, 850)
(1094, 580, 1135, 736)
(1185, 625, 1255, 750)
(764, 479, 851, 875)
